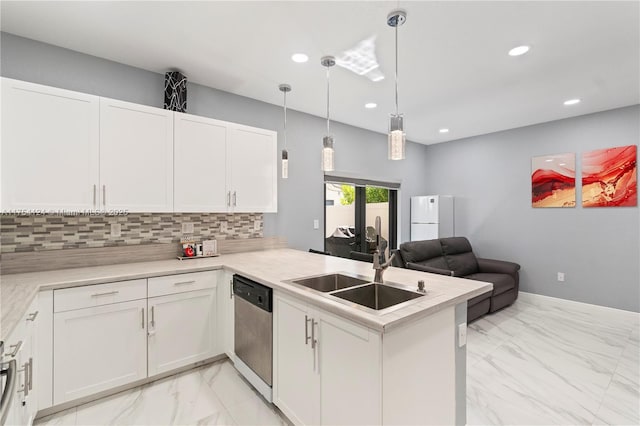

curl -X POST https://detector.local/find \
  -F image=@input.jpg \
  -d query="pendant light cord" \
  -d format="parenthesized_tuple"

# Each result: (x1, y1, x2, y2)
(395, 22, 399, 115)
(283, 90, 287, 149)
(326, 65, 331, 135)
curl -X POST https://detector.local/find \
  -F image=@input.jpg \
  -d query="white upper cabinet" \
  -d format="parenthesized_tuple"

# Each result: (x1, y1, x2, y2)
(1, 78, 99, 211)
(228, 124, 278, 213)
(174, 113, 228, 212)
(99, 98, 174, 212)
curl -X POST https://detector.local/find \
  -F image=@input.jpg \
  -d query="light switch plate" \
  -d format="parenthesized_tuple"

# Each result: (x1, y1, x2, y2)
(313, 219, 319, 230)
(182, 222, 194, 234)
(110, 223, 122, 238)
(457, 323, 467, 347)
(220, 221, 228, 233)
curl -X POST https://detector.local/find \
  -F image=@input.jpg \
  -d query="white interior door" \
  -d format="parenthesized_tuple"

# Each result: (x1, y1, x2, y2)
(148, 289, 217, 376)
(1, 78, 99, 211)
(53, 299, 147, 404)
(228, 125, 277, 212)
(99, 98, 173, 212)
(174, 113, 228, 212)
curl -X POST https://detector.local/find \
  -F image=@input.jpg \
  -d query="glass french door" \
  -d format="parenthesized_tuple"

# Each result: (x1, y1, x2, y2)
(324, 182, 397, 259)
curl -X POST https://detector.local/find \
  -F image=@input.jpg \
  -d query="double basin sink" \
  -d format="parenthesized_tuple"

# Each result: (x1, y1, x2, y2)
(286, 273, 426, 314)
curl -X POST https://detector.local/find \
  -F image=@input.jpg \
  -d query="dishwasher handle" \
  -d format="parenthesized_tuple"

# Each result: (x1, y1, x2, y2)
(0, 359, 17, 425)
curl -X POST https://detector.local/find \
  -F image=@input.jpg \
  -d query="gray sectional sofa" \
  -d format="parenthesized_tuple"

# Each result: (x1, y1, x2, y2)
(392, 237, 521, 322)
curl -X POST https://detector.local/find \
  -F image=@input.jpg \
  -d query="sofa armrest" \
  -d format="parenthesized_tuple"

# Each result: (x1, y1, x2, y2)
(477, 258, 521, 276)
(407, 262, 454, 277)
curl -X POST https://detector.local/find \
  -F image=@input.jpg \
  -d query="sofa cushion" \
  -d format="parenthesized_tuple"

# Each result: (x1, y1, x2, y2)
(398, 240, 446, 268)
(465, 272, 515, 296)
(467, 290, 492, 307)
(440, 237, 479, 276)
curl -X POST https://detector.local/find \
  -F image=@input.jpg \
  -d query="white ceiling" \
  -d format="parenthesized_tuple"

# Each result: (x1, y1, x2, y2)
(2, 1, 639, 144)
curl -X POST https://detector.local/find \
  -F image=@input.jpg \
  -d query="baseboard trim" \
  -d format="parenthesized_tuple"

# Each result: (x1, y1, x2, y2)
(518, 291, 640, 316)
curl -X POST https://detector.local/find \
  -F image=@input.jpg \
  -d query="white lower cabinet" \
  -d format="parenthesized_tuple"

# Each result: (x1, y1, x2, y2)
(273, 292, 381, 426)
(53, 298, 147, 404)
(148, 288, 217, 375)
(216, 271, 235, 360)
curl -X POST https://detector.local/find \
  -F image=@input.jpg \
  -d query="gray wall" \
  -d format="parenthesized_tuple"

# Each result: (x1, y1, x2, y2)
(424, 106, 640, 312)
(0, 32, 430, 251)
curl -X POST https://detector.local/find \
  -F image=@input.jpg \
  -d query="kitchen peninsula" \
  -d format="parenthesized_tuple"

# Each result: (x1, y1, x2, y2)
(1, 248, 491, 425)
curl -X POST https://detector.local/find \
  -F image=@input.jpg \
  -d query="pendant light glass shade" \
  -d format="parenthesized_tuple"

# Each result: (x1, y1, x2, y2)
(279, 83, 291, 179)
(281, 149, 289, 179)
(387, 10, 406, 161)
(388, 114, 405, 160)
(321, 56, 336, 172)
(322, 136, 335, 172)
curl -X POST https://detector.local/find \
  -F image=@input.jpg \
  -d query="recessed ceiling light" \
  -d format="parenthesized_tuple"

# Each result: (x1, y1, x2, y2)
(364, 103, 377, 109)
(563, 98, 581, 106)
(291, 53, 309, 63)
(439, 128, 449, 133)
(508, 45, 530, 56)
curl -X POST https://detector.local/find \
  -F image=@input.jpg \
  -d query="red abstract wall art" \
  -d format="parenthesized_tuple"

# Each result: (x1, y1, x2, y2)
(532, 153, 576, 208)
(582, 145, 637, 207)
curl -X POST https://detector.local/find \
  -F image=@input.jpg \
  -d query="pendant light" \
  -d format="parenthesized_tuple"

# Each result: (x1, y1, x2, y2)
(321, 56, 336, 172)
(387, 9, 407, 160)
(279, 83, 291, 179)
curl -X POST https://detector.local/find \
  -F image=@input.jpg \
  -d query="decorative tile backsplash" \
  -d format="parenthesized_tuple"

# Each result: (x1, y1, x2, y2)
(0, 213, 263, 253)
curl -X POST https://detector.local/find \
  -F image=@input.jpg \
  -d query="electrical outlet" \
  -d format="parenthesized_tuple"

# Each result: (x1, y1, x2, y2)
(557, 272, 565, 282)
(182, 222, 194, 234)
(457, 323, 467, 347)
(220, 221, 228, 233)
(110, 223, 121, 238)
(254, 220, 261, 231)
(313, 219, 319, 230)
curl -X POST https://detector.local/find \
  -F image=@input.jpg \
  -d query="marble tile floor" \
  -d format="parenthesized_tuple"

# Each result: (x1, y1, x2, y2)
(36, 293, 639, 426)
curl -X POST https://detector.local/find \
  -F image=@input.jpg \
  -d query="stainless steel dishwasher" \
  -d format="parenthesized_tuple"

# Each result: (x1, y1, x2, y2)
(233, 274, 273, 402)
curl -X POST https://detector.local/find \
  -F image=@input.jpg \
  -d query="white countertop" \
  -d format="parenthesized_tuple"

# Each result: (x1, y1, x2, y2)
(1, 248, 492, 338)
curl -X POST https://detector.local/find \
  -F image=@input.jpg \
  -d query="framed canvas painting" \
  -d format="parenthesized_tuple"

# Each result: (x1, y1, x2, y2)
(582, 145, 637, 207)
(531, 153, 576, 208)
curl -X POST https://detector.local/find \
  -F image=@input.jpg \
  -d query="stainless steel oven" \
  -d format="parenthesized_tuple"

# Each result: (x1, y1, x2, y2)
(233, 275, 273, 402)
(0, 342, 18, 426)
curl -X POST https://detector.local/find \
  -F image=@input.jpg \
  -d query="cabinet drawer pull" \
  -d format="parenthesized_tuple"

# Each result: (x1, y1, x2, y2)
(233, 191, 237, 207)
(141, 308, 145, 329)
(93, 184, 97, 208)
(102, 185, 106, 206)
(305, 315, 311, 345)
(91, 291, 119, 298)
(7, 341, 22, 358)
(174, 280, 196, 286)
(229, 280, 233, 299)
(26, 311, 39, 322)
(151, 306, 155, 327)
(227, 191, 231, 207)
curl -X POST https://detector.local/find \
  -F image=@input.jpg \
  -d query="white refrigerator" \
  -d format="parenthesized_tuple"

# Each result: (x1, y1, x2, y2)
(410, 195, 454, 241)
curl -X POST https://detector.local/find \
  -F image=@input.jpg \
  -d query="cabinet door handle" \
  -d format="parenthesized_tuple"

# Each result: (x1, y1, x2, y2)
(7, 341, 22, 358)
(227, 191, 231, 207)
(229, 279, 233, 299)
(91, 291, 119, 298)
(305, 315, 311, 345)
(17, 361, 29, 397)
(174, 280, 195, 286)
(151, 306, 155, 327)
(93, 184, 97, 208)
(28, 357, 33, 391)
(102, 185, 106, 206)
(26, 311, 39, 322)
(141, 308, 145, 329)
(233, 191, 237, 207)
(311, 319, 318, 349)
